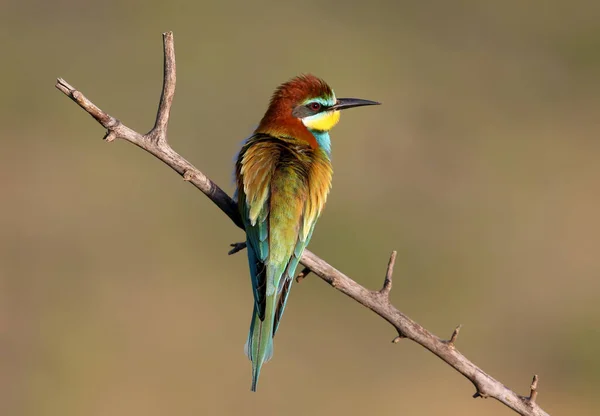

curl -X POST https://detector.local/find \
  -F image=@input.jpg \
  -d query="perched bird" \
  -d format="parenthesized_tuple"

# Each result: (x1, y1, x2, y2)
(235, 74, 379, 391)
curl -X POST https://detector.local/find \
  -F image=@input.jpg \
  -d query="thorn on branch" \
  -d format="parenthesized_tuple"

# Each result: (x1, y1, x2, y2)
(295, 267, 312, 283)
(445, 324, 463, 348)
(228, 242, 247, 255)
(391, 335, 404, 343)
(379, 250, 397, 298)
(103, 131, 116, 142)
(473, 391, 489, 399)
(528, 374, 539, 404)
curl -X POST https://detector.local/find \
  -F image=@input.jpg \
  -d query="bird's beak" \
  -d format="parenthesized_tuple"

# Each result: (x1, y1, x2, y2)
(331, 98, 381, 111)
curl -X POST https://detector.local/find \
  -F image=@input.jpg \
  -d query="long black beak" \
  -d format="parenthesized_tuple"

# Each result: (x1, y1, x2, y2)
(331, 98, 381, 111)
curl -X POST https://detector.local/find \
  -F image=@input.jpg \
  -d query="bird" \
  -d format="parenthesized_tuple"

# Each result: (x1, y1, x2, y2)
(234, 74, 379, 391)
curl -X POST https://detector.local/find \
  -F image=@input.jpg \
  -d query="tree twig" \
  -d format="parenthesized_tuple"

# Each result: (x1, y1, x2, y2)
(529, 375, 539, 404)
(446, 324, 463, 348)
(55, 31, 550, 416)
(379, 250, 397, 298)
(295, 267, 312, 283)
(228, 242, 247, 256)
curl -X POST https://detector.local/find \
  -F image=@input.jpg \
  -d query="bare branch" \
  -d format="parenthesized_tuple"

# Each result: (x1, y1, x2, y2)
(55, 33, 243, 230)
(149, 31, 176, 143)
(228, 242, 247, 255)
(56, 78, 133, 139)
(528, 374, 539, 404)
(55, 32, 551, 416)
(473, 391, 488, 399)
(379, 250, 397, 297)
(295, 267, 312, 283)
(103, 131, 117, 143)
(446, 324, 463, 348)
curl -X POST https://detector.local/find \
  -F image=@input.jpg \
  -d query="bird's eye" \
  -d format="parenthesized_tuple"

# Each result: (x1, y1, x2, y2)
(309, 102, 321, 111)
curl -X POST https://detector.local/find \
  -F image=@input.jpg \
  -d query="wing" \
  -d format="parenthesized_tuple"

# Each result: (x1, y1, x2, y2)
(272, 150, 333, 334)
(236, 134, 280, 319)
(237, 134, 332, 332)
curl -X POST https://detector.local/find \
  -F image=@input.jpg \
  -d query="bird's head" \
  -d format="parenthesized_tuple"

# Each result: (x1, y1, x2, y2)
(257, 74, 380, 135)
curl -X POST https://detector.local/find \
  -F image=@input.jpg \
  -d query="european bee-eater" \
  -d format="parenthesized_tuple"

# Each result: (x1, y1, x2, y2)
(235, 74, 379, 391)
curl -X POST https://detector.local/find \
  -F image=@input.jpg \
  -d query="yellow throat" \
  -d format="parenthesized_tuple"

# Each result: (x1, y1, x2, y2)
(302, 110, 341, 132)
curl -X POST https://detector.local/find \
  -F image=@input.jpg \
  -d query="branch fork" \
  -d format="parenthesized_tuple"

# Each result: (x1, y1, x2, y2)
(56, 31, 551, 416)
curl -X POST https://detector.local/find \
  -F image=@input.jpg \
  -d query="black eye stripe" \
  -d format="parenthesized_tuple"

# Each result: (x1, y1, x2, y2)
(291, 101, 330, 118)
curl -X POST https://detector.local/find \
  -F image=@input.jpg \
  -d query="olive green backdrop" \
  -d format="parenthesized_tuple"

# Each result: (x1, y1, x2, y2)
(2, 0, 599, 415)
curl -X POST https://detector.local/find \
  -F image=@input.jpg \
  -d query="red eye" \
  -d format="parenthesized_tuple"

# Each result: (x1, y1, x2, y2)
(309, 102, 321, 111)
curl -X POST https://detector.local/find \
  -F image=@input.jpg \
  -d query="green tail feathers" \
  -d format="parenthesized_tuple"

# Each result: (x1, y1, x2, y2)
(245, 297, 276, 392)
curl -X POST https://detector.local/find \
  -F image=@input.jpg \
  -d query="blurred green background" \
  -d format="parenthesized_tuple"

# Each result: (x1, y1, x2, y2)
(2, 0, 599, 415)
